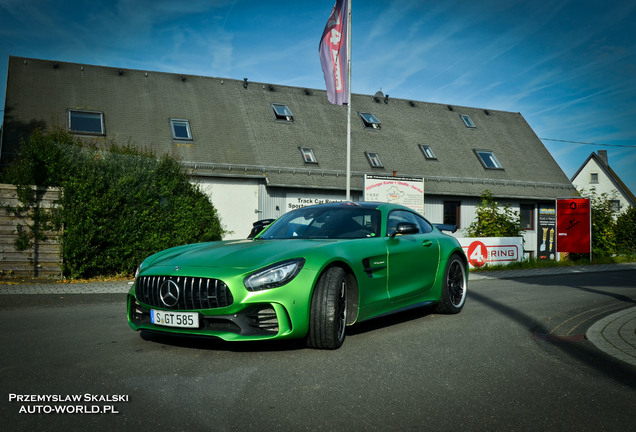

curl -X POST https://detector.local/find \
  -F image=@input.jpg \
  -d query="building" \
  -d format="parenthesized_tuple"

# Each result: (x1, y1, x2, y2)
(571, 150, 636, 213)
(2, 56, 577, 258)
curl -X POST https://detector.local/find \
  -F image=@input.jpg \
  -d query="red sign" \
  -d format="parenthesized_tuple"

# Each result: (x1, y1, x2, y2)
(464, 240, 521, 268)
(466, 241, 487, 267)
(556, 198, 591, 254)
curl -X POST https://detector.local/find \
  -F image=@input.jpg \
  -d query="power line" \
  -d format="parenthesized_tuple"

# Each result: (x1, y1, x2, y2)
(540, 138, 636, 148)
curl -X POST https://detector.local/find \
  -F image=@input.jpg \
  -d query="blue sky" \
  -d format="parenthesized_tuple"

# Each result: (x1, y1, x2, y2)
(1, 0, 635, 195)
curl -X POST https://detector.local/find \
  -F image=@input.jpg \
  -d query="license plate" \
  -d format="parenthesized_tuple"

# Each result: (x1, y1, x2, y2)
(151, 310, 199, 328)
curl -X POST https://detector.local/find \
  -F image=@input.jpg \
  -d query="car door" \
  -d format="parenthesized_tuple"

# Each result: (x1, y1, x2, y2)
(386, 210, 439, 302)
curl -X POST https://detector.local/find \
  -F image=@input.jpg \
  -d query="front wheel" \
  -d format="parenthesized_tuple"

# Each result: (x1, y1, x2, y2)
(434, 254, 467, 314)
(307, 266, 348, 349)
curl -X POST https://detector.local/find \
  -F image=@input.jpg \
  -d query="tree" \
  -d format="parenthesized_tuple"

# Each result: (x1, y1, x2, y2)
(465, 190, 523, 238)
(578, 188, 618, 257)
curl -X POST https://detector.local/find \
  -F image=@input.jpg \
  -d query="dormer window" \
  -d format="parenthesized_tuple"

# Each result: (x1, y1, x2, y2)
(461, 114, 476, 128)
(272, 103, 294, 122)
(300, 147, 317, 164)
(359, 112, 381, 129)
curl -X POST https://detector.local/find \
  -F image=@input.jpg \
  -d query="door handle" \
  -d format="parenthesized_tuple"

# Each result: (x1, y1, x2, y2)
(422, 240, 433, 247)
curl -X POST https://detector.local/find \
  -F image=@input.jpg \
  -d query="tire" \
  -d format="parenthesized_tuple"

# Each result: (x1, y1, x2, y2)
(307, 266, 348, 349)
(434, 254, 467, 314)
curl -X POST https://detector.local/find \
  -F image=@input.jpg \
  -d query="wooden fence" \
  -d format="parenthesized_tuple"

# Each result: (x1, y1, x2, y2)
(0, 184, 63, 278)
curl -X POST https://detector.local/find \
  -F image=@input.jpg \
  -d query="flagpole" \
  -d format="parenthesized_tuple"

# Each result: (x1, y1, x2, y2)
(345, 0, 352, 201)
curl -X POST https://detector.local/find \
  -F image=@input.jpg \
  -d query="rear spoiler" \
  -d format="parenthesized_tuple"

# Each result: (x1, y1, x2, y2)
(433, 224, 457, 233)
(248, 219, 275, 239)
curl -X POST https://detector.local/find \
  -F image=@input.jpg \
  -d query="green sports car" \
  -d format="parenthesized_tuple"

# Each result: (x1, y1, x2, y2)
(127, 201, 468, 349)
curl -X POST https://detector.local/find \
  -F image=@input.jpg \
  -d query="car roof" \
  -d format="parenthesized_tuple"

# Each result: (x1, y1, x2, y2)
(299, 201, 410, 212)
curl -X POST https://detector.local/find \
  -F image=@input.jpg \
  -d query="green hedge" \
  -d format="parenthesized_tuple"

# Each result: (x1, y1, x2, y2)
(2, 129, 225, 278)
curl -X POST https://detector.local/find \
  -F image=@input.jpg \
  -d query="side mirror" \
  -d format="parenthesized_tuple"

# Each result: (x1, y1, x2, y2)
(390, 222, 419, 238)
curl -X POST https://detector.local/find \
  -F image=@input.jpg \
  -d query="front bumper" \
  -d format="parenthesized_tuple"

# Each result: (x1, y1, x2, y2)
(126, 270, 316, 342)
(127, 294, 295, 340)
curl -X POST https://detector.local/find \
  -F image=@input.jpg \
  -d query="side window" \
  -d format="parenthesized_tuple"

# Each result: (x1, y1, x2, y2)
(387, 210, 432, 236)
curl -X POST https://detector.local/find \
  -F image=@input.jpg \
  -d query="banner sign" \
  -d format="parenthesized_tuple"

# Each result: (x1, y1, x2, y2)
(285, 192, 345, 211)
(537, 202, 556, 261)
(319, 0, 349, 105)
(556, 198, 591, 254)
(458, 237, 523, 268)
(363, 175, 424, 214)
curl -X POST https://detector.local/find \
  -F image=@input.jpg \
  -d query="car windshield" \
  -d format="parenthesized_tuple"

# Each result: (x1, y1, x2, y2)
(259, 206, 381, 240)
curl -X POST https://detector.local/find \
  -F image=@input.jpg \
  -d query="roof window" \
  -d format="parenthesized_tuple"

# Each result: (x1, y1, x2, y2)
(419, 145, 437, 160)
(365, 152, 384, 168)
(359, 112, 381, 129)
(475, 150, 503, 169)
(461, 114, 476, 128)
(272, 103, 294, 122)
(300, 147, 317, 164)
(170, 119, 193, 141)
(68, 110, 105, 135)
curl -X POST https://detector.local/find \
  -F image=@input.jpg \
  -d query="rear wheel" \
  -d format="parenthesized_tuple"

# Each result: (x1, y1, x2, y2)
(307, 266, 348, 349)
(434, 254, 467, 314)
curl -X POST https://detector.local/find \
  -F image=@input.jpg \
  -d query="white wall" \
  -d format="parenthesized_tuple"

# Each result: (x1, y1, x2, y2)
(572, 157, 631, 213)
(194, 177, 260, 240)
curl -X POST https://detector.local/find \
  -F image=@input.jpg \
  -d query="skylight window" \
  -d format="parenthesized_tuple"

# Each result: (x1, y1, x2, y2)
(300, 147, 317, 164)
(170, 119, 193, 140)
(68, 110, 105, 135)
(272, 103, 294, 122)
(419, 145, 437, 160)
(365, 152, 383, 168)
(461, 114, 476, 128)
(475, 150, 503, 169)
(359, 112, 381, 129)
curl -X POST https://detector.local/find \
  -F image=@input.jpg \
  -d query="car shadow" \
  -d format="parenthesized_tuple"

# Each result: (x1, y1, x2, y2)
(346, 304, 436, 336)
(140, 330, 307, 352)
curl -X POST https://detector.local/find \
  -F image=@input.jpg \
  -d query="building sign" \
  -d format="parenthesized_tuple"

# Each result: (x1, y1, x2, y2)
(458, 237, 523, 268)
(537, 202, 556, 261)
(556, 198, 591, 254)
(364, 175, 424, 214)
(285, 192, 345, 211)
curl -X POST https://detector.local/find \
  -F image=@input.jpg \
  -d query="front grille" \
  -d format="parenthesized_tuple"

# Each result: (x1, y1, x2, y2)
(136, 276, 233, 310)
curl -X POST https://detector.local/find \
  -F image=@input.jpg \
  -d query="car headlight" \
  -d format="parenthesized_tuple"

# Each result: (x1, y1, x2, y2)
(244, 259, 305, 292)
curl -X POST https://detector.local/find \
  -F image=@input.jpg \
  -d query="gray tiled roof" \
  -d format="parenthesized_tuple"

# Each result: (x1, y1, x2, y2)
(3, 56, 576, 199)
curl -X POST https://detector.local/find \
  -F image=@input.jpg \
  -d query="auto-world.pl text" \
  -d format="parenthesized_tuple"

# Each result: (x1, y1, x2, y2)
(9, 393, 128, 414)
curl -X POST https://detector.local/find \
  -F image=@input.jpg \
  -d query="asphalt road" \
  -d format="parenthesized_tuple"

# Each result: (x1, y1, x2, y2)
(1, 270, 635, 432)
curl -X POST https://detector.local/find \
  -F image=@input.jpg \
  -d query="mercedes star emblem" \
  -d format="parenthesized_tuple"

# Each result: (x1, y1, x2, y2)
(159, 280, 180, 308)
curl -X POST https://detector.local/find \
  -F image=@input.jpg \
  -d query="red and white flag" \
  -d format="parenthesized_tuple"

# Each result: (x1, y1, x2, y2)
(319, 0, 349, 105)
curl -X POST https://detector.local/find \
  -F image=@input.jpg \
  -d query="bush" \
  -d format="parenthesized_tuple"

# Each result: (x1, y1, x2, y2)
(465, 190, 523, 238)
(616, 206, 636, 254)
(587, 189, 617, 257)
(2, 129, 225, 278)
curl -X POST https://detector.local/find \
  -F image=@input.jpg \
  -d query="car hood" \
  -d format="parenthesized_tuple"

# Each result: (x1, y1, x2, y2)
(141, 239, 333, 273)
